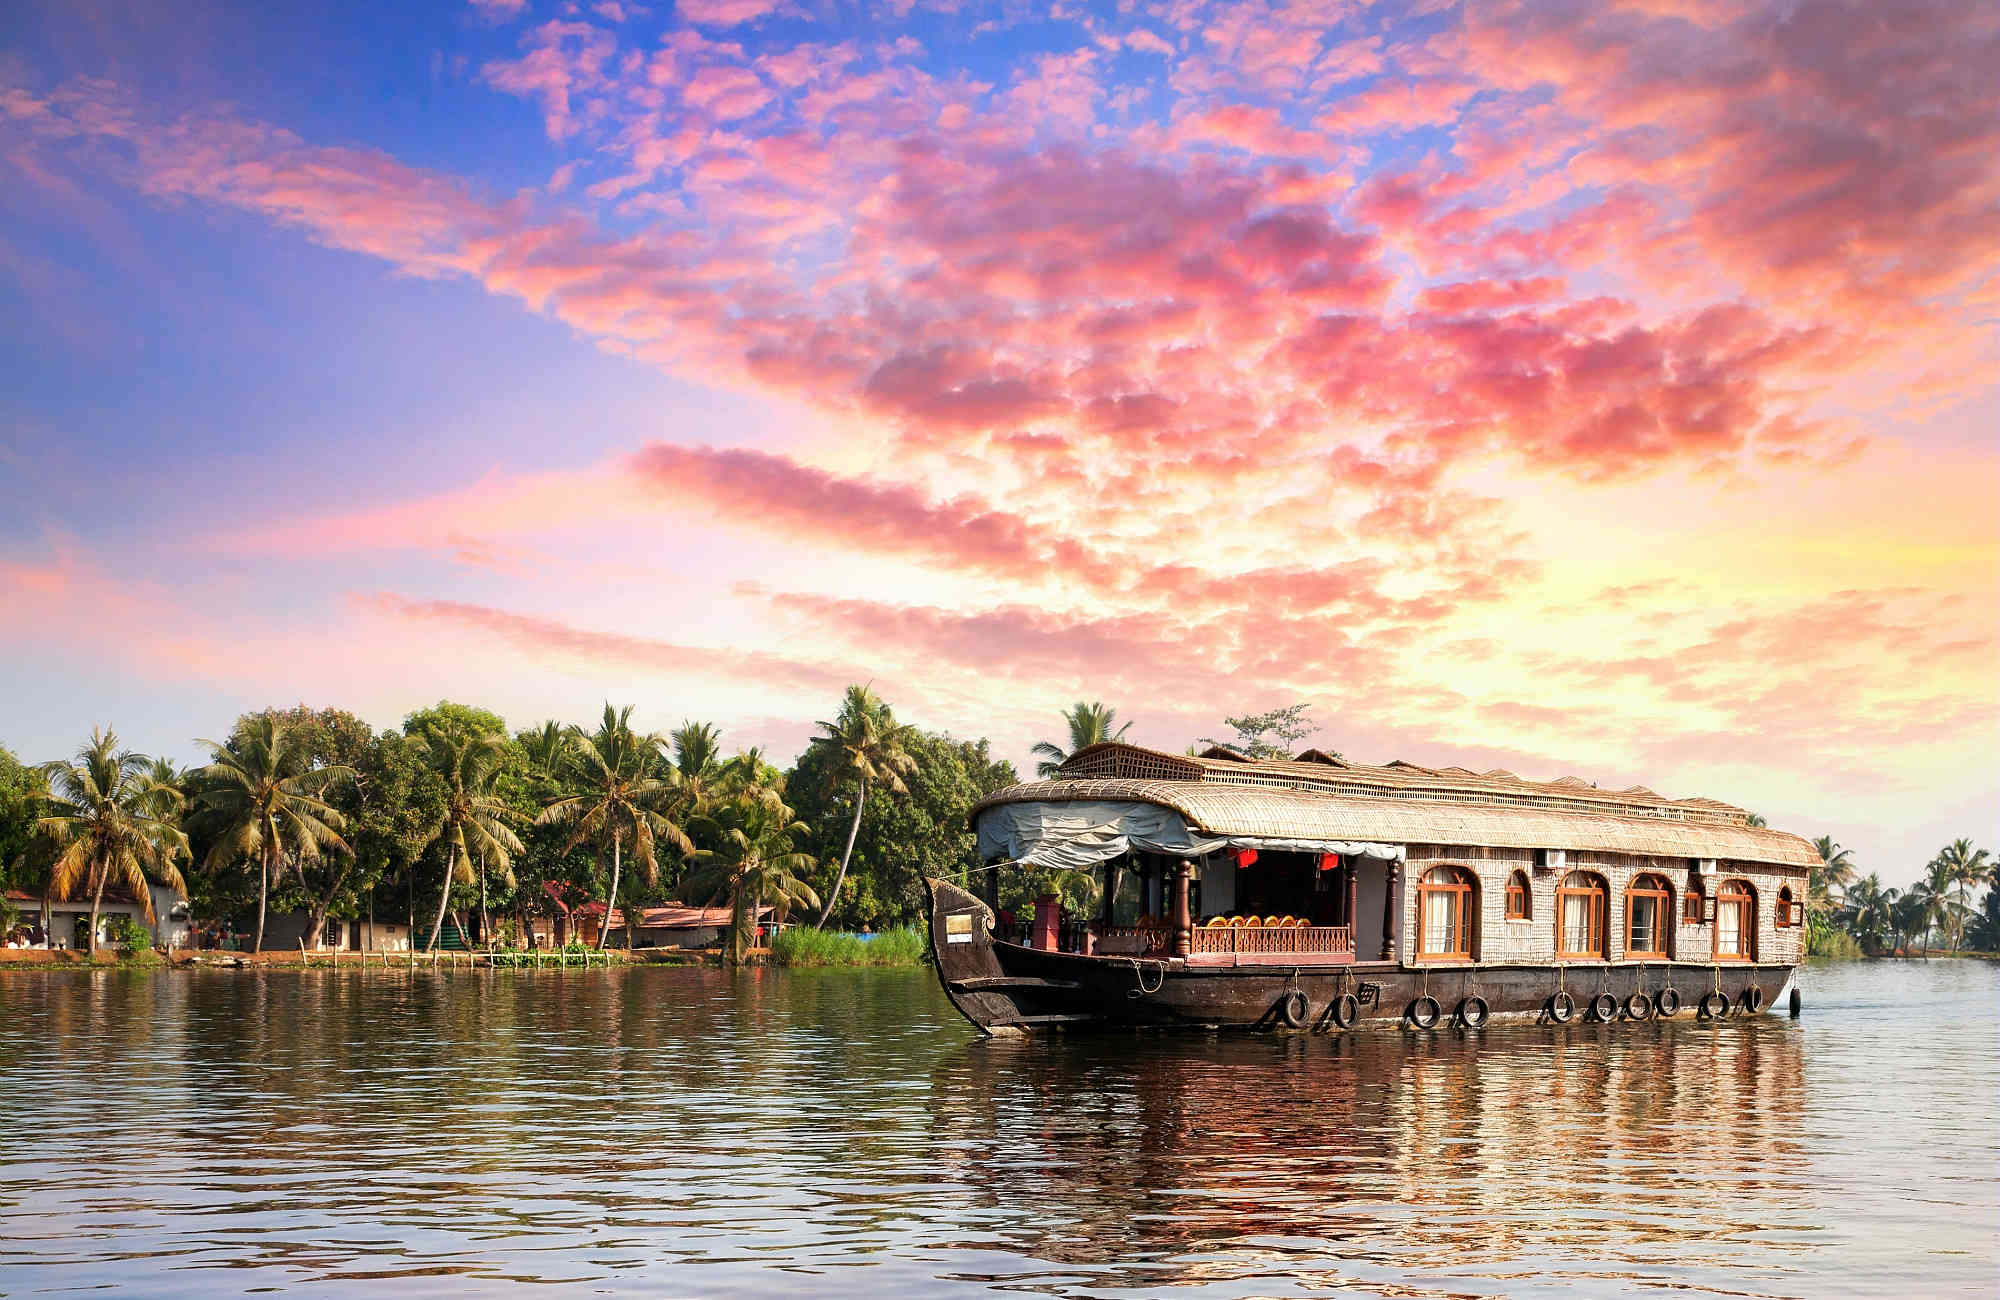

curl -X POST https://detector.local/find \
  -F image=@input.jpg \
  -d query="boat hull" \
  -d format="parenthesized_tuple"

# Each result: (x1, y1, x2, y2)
(925, 876, 1796, 1034)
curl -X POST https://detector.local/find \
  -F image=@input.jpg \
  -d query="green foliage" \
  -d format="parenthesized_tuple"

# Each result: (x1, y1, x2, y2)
(0, 744, 48, 890)
(1965, 887, 2000, 953)
(788, 719, 1016, 931)
(1199, 704, 1325, 760)
(770, 926, 926, 967)
(683, 773, 818, 964)
(113, 914, 153, 956)
(1806, 919, 1862, 959)
(403, 701, 511, 745)
(1031, 702, 1132, 777)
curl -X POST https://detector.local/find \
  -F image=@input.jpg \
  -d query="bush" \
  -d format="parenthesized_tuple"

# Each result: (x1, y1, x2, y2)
(770, 925, 927, 967)
(1807, 926, 1862, 959)
(114, 916, 153, 957)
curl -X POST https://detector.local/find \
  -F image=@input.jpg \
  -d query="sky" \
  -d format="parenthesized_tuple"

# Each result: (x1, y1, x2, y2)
(1, 0, 1995, 887)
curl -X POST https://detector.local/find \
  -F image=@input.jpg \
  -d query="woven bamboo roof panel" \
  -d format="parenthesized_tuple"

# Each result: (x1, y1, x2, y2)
(972, 777, 1819, 870)
(1057, 742, 1765, 826)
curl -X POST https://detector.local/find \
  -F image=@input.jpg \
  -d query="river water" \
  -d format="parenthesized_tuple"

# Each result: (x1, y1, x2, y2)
(0, 958, 1992, 1298)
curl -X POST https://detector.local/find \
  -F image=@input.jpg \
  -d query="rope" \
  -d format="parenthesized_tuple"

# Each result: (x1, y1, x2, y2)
(1126, 957, 1165, 996)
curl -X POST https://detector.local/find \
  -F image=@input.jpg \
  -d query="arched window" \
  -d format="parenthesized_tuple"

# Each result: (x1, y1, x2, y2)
(1776, 885, 1797, 928)
(1684, 874, 1706, 923)
(1556, 871, 1609, 959)
(1627, 873, 1673, 959)
(1505, 869, 1530, 920)
(1417, 866, 1476, 960)
(1715, 879, 1756, 960)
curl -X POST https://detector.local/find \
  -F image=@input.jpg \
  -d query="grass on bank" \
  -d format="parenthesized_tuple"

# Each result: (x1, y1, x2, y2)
(770, 926, 927, 968)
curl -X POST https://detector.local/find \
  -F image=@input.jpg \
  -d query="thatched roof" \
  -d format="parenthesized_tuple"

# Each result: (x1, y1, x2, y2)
(973, 743, 1818, 870)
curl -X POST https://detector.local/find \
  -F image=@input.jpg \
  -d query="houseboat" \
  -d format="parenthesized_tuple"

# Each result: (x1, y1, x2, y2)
(925, 743, 1815, 1035)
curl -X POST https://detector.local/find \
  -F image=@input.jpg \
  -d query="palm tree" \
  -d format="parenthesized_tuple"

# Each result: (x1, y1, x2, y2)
(520, 719, 570, 779)
(807, 685, 916, 929)
(417, 731, 523, 952)
(1934, 839, 1989, 951)
(1810, 835, 1856, 919)
(37, 729, 190, 955)
(537, 704, 693, 950)
(1032, 701, 1133, 778)
(1905, 857, 1960, 957)
(1838, 873, 1895, 953)
(683, 792, 820, 963)
(192, 715, 351, 953)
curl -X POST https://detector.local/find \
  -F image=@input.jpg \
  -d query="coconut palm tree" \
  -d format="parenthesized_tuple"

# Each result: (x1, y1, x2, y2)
(1838, 873, 1895, 953)
(807, 685, 917, 929)
(1032, 701, 1133, 778)
(1934, 839, 1989, 951)
(1809, 835, 1856, 918)
(683, 792, 820, 964)
(1905, 857, 1961, 957)
(520, 719, 570, 779)
(192, 715, 351, 953)
(417, 731, 523, 952)
(37, 729, 190, 955)
(537, 704, 692, 950)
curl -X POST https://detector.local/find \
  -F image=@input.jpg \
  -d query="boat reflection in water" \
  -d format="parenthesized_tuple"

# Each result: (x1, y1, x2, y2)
(923, 1015, 1809, 1293)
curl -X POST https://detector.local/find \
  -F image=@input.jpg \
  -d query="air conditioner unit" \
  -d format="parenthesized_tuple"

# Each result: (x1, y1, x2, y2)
(1533, 848, 1566, 874)
(1692, 858, 1717, 876)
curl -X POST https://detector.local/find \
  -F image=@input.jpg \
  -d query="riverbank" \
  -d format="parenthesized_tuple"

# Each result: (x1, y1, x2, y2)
(0, 928, 932, 971)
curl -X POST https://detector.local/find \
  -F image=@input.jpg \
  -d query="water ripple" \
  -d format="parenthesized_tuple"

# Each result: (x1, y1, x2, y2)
(0, 960, 1993, 1297)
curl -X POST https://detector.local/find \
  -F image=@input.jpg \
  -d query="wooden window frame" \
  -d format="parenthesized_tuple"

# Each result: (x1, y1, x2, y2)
(1625, 873, 1672, 960)
(1683, 876, 1706, 924)
(1714, 879, 1756, 961)
(1416, 866, 1476, 962)
(1775, 886, 1797, 929)
(1504, 869, 1530, 921)
(1555, 871, 1608, 960)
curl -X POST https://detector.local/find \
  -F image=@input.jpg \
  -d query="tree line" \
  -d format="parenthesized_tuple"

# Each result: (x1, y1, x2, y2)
(1809, 837, 1999, 957)
(0, 685, 1016, 960)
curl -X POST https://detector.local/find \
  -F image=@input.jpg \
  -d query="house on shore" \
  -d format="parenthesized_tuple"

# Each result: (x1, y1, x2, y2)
(252, 912, 415, 952)
(4, 884, 192, 950)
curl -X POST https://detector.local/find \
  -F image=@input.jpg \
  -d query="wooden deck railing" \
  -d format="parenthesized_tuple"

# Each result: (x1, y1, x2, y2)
(1189, 925, 1353, 956)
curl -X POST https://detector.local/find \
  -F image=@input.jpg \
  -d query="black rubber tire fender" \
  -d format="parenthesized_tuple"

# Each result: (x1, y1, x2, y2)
(1455, 995, 1489, 1028)
(1330, 992, 1360, 1029)
(1587, 992, 1619, 1023)
(1278, 990, 1309, 1029)
(1406, 994, 1441, 1029)
(1546, 990, 1575, 1024)
(1623, 992, 1654, 1021)
(1698, 990, 1730, 1020)
(1654, 987, 1682, 1018)
(1741, 985, 1766, 1014)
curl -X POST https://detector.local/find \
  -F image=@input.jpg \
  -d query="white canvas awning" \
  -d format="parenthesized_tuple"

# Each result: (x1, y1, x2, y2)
(976, 799, 1404, 872)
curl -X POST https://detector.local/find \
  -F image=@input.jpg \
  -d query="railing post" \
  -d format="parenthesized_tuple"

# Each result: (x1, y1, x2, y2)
(1380, 858, 1401, 961)
(1171, 860, 1192, 958)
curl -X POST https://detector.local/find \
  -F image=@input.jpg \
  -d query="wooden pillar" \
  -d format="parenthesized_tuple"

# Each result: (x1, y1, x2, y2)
(1345, 862, 1358, 931)
(1380, 858, 1402, 961)
(1100, 859, 1119, 930)
(1171, 859, 1193, 958)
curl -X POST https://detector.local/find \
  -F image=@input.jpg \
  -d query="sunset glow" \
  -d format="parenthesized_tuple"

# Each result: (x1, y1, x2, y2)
(3, 0, 1994, 882)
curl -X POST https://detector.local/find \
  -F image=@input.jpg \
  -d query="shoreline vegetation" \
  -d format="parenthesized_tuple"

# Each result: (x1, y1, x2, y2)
(3, 694, 1994, 969)
(0, 926, 933, 970)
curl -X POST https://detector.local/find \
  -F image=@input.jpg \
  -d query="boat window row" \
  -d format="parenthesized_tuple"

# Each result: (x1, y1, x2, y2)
(1417, 867, 1779, 962)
